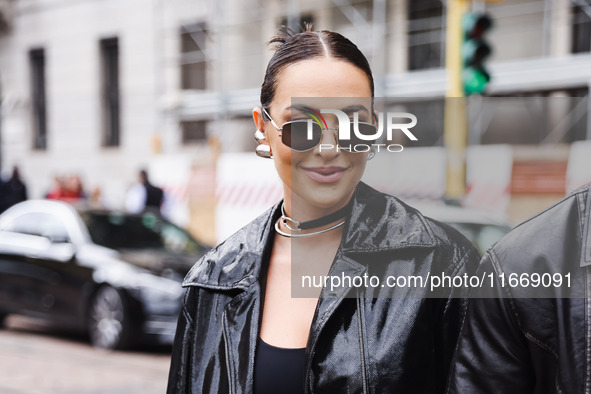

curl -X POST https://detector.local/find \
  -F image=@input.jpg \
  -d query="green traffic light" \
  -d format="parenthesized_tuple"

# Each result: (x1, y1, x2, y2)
(462, 67, 490, 95)
(461, 12, 493, 95)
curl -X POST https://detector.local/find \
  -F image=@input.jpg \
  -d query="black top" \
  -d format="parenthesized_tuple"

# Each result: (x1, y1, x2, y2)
(254, 337, 306, 394)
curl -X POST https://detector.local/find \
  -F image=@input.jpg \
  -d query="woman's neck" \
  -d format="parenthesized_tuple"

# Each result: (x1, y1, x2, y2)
(282, 190, 354, 223)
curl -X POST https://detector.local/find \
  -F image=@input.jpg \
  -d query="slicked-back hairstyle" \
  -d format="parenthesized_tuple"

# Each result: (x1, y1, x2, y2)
(260, 25, 374, 114)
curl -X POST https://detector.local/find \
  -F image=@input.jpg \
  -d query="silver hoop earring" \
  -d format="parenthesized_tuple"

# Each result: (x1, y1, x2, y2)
(255, 144, 272, 159)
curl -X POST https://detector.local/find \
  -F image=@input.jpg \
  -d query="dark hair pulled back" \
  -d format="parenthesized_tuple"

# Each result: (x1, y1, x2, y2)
(260, 25, 375, 113)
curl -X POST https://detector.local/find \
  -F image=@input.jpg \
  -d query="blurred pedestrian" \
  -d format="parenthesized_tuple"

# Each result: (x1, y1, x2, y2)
(0, 166, 28, 213)
(125, 169, 164, 214)
(45, 176, 65, 200)
(66, 175, 86, 200)
(140, 170, 163, 211)
(45, 174, 87, 204)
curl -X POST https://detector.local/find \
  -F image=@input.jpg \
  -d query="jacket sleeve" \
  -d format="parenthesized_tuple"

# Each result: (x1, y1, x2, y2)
(446, 252, 535, 393)
(167, 287, 196, 394)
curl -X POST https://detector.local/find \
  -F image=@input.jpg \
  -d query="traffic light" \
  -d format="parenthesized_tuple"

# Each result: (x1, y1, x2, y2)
(462, 13, 493, 95)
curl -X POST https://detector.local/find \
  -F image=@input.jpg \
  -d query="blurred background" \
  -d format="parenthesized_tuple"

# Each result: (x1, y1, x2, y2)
(0, 0, 590, 392)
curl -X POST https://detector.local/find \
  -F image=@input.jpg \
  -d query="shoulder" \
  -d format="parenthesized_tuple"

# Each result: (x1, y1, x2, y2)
(490, 183, 590, 267)
(417, 207, 481, 275)
(349, 182, 477, 257)
(182, 202, 280, 288)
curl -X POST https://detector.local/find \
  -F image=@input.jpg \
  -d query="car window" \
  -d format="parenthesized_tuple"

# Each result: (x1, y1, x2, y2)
(6, 212, 70, 242)
(448, 222, 510, 255)
(80, 211, 203, 255)
(476, 225, 510, 252)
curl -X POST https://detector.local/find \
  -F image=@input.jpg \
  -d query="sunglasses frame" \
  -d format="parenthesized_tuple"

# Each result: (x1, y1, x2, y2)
(261, 107, 377, 152)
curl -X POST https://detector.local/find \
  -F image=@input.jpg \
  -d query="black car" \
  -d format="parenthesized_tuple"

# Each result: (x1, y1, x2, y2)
(411, 202, 512, 254)
(0, 200, 208, 349)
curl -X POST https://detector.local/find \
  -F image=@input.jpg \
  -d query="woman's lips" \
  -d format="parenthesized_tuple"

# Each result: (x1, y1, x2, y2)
(302, 166, 347, 183)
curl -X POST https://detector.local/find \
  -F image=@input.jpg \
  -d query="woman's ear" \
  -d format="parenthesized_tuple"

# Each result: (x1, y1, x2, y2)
(253, 107, 266, 134)
(252, 107, 273, 159)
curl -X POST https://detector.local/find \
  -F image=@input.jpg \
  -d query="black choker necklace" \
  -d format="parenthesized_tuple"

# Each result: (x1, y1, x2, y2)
(275, 200, 353, 238)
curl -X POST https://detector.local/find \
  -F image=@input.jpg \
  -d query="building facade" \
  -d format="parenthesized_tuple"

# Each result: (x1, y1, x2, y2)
(0, 0, 590, 233)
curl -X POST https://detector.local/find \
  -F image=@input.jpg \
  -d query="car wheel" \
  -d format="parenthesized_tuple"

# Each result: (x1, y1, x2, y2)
(88, 286, 131, 350)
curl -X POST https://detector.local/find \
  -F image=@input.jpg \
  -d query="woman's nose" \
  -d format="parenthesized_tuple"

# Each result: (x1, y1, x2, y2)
(314, 126, 340, 158)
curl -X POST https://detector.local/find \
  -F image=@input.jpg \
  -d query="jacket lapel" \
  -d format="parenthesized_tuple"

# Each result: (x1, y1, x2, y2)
(304, 254, 367, 392)
(183, 202, 281, 394)
(222, 284, 261, 394)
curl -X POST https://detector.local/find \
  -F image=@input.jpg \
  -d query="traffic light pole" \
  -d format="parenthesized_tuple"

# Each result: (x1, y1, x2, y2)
(444, 0, 470, 200)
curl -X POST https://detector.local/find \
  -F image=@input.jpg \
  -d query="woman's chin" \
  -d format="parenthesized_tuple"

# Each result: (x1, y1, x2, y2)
(291, 180, 356, 211)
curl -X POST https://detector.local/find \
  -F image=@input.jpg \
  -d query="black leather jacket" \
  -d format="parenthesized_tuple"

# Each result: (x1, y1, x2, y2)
(167, 182, 480, 393)
(448, 183, 591, 393)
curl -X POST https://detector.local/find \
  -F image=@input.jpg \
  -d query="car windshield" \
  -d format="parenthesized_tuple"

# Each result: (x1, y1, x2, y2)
(80, 211, 203, 255)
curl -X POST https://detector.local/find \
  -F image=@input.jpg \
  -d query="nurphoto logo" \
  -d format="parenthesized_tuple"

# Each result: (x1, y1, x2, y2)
(304, 109, 418, 153)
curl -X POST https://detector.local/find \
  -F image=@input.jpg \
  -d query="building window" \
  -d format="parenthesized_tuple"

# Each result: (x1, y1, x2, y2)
(181, 23, 208, 90)
(280, 14, 314, 32)
(408, 0, 444, 70)
(572, 5, 591, 53)
(30, 48, 47, 150)
(181, 120, 208, 144)
(100, 37, 120, 147)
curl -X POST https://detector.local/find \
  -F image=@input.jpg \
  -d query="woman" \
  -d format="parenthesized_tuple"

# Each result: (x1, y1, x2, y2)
(167, 27, 479, 393)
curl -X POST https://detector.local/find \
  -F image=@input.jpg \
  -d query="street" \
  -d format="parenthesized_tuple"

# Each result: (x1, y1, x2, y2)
(0, 316, 171, 394)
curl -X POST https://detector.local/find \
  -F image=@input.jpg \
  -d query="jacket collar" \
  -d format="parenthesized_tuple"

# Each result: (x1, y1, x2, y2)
(183, 182, 436, 290)
(340, 182, 436, 253)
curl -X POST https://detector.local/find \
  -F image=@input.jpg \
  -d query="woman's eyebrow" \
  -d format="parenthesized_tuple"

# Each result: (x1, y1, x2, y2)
(284, 104, 369, 114)
(340, 105, 370, 115)
(283, 104, 319, 114)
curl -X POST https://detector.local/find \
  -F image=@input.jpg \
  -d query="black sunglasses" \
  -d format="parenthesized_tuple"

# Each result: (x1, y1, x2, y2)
(262, 107, 378, 152)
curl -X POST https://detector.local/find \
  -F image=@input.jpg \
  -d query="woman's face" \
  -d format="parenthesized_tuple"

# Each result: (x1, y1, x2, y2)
(254, 57, 373, 217)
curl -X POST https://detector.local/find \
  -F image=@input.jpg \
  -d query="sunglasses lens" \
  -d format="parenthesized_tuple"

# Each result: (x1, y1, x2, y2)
(338, 123, 377, 151)
(283, 120, 322, 151)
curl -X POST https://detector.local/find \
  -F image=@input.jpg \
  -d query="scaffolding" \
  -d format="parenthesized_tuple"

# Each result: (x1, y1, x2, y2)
(168, 0, 591, 153)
